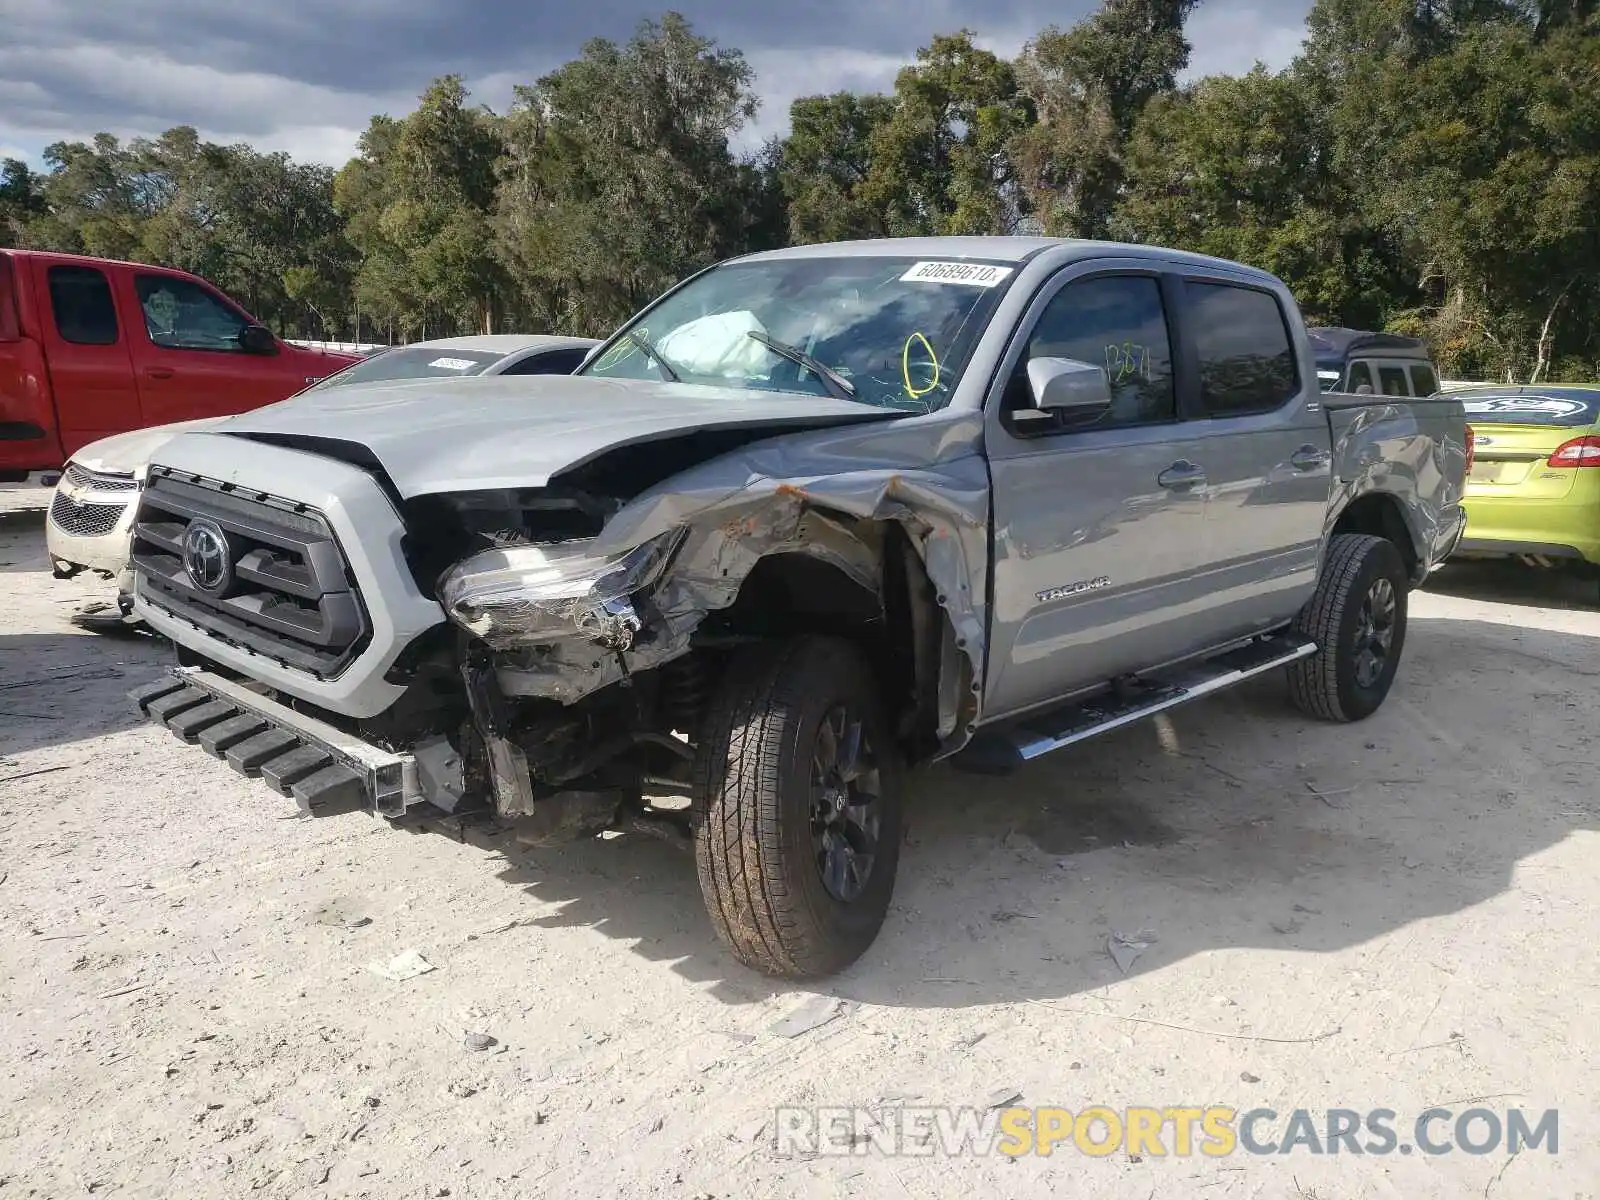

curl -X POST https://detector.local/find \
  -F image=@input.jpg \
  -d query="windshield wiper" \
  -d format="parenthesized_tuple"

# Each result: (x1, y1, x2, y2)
(623, 329, 680, 382)
(745, 331, 857, 401)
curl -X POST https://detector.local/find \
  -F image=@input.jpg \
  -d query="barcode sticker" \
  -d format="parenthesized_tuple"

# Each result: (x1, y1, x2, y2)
(899, 261, 1014, 288)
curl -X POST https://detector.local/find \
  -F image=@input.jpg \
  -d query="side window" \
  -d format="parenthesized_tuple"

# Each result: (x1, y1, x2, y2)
(1188, 282, 1298, 416)
(500, 347, 589, 376)
(1005, 274, 1175, 430)
(1409, 363, 1439, 396)
(1378, 365, 1411, 397)
(48, 266, 119, 346)
(135, 274, 249, 352)
(1347, 361, 1375, 393)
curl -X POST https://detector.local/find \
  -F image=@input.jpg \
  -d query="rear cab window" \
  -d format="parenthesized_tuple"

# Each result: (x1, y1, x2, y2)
(1378, 365, 1411, 397)
(1187, 281, 1298, 416)
(1347, 362, 1375, 393)
(48, 266, 120, 345)
(1409, 363, 1439, 396)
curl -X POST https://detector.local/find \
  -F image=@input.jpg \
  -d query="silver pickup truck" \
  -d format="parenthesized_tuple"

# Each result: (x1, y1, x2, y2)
(128, 237, 1468, 979)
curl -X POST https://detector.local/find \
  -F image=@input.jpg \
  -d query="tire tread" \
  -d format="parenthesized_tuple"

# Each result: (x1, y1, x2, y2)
(1287, 532, 1398, 721)
(693, 636, 890, 978)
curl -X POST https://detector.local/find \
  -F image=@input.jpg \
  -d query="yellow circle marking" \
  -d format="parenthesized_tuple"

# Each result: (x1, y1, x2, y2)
(902, 332, 940, 399)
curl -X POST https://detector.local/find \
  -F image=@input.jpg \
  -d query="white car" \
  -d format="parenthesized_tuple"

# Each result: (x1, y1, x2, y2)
(48, 334, 598, 626)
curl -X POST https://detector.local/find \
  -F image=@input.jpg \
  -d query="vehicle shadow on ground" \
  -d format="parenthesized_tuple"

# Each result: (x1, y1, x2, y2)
(0, 506, 48, 573)
(434, 612, 1600, 1008)
(1424, 558, 1599, 609)
(0, 631, 170, 757)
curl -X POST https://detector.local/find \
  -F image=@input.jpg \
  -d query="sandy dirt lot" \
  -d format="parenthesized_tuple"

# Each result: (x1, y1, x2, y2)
(2, 484, 1598, 1199)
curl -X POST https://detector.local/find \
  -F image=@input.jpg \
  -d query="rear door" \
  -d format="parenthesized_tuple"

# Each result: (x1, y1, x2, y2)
(983, 264, 1217, 719)
(1177, 276, 1330, 636)
(120, 268, 286, 424)
(35, 258, 142, 453)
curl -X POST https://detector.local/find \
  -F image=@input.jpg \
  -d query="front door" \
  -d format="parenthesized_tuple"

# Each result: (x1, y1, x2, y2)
(121, 269, 287, 424)
(983, 266, 1220, 721)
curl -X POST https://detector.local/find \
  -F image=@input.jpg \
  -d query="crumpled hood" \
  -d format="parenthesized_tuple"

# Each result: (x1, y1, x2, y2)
(71, 417, 232, 475)
(206, 374, 899, 498)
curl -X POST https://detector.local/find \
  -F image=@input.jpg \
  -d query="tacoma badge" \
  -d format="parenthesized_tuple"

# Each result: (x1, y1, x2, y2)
(1037, 576, 1111, 603)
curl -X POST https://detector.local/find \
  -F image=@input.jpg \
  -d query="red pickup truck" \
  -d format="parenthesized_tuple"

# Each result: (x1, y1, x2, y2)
(0, 249, 359, 481)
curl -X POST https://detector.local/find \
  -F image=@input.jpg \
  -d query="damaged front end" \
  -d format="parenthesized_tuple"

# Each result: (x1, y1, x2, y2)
(392, 443, 988, 846)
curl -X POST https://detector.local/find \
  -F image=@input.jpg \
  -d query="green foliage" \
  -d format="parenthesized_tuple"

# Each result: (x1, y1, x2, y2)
(855, 32, 1032, 237)
(2, 3, 1595, 378)
(781, 93, 896, 243)
(0, 158, 46, 248)
(1012, 0, 1200, 237)
(334, 78, 505, 339)
(492, 12, 765, 334)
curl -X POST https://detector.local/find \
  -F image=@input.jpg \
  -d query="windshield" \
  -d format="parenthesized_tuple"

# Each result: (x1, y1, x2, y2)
(305, 346, 503, 391)
(1452, 388, 1600, 428)
(579, 256, 1017, 412)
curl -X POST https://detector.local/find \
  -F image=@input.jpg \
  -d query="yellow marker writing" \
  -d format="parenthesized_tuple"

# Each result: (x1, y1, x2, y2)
(594, 327, 646, 371)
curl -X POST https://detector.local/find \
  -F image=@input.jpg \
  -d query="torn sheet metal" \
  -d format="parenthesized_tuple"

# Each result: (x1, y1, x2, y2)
(474, 410, 992, 754)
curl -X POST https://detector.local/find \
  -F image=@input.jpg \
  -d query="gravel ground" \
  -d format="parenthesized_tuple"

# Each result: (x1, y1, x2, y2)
(2, 484, 1598, 1199)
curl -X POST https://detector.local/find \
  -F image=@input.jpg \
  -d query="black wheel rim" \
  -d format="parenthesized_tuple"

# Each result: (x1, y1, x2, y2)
(810, 704, 882, 903)
(1353, 577, 1398, 688)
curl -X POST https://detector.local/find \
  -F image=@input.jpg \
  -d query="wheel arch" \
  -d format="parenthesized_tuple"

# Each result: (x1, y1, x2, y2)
(714, 508, 974, 762)
(1327, 491, 1424, 584)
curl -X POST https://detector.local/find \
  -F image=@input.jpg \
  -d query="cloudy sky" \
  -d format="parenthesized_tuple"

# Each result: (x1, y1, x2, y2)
(0, 0, 1313, 167)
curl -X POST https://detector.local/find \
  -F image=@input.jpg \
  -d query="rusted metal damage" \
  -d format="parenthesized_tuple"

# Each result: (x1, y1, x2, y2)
(435, 446, 991, 756)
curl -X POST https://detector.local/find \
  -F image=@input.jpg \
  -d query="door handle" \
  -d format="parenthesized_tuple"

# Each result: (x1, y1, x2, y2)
(1290, 445, 1331, 471)
(144, 367, 175, 380)
(1157, 460, 1207, 491)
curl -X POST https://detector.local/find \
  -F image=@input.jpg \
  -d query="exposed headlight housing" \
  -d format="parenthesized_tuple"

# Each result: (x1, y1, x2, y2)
(438, 528, 685, 652)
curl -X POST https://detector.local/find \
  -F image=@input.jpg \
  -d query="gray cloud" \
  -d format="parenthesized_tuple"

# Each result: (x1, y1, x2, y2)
(1, 0, 1311, 165)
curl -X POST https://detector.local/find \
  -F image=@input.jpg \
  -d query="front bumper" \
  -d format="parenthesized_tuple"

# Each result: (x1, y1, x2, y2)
(130, 667, 421, 817)
(46, 481, 139, 576)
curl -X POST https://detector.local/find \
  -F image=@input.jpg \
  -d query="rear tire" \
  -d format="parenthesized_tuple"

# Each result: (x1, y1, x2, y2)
(1287, 533, 1409, 722)
(692, 636, 903, 978)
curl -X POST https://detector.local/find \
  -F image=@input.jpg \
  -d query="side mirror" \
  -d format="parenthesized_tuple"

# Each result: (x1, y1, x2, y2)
(1026, 356, 1113, 418)
(239, 324, 277, 355)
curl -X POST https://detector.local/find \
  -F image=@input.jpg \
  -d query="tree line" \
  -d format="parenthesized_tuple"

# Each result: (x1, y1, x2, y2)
(2, 0, 1596, 382)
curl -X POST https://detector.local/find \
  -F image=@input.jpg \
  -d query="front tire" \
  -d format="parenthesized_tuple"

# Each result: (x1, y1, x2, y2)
(1287, 533, 1409, 722)
(692, 636, 903, 978)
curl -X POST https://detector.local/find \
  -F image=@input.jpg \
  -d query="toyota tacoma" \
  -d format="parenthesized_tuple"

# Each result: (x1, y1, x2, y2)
(127, 238, 1469, 978)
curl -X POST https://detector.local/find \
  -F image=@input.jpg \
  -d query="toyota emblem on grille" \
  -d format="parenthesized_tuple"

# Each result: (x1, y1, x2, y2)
(183, 519, 232, 593)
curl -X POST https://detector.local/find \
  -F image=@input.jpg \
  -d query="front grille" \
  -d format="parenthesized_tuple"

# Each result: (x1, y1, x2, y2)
(131, 469, 371, 678)
(63, 463, 139, 492)
(50, 492, 128, 537)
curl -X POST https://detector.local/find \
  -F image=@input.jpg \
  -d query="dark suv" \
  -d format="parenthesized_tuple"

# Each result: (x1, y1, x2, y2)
(1309, 328, 1440, 398)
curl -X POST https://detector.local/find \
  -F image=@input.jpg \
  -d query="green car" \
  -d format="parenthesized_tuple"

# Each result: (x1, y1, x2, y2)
(1452, 385, 1600, 568)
